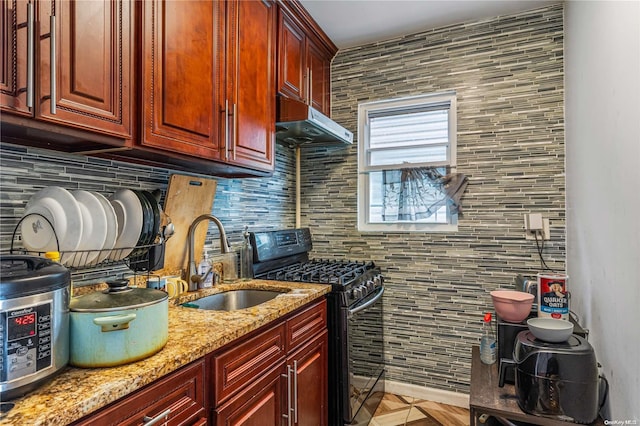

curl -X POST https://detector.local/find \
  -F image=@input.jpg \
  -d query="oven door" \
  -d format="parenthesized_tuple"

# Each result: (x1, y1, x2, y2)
(346, 286, 385, 425)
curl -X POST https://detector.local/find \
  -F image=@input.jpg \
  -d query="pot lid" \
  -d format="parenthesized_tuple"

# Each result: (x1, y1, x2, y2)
(70, 279, 168, 312)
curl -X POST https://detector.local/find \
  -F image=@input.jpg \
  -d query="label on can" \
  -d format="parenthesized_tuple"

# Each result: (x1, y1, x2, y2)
(537, 273, 569, 319)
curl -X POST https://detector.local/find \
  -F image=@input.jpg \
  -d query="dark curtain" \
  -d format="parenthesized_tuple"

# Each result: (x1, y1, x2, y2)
(382, 167, 468, 221)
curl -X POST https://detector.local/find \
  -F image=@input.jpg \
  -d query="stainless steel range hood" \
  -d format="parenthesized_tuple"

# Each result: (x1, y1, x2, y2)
(276, 97, 353, 147)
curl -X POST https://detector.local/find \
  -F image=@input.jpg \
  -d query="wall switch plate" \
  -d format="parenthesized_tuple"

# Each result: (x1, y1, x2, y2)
(524, 213, 543, 231)
(525, 217, 550, 240)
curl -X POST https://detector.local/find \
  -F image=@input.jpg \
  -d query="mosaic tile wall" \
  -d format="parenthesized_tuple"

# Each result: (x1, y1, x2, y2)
(0, 143, 296, 283)
(301, 4, 565, 394)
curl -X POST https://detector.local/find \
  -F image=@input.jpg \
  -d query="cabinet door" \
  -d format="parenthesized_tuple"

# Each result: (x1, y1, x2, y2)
(226, 0, 275, 172)
(288, 330, 328, 426)
(37, 0, 132, 137)
(214, 362, 285, 426)
(277, 10, 305, 103)
(1, 0, 30, 115)
(141, 0, 224, 159)
(306, 39, 330, 116)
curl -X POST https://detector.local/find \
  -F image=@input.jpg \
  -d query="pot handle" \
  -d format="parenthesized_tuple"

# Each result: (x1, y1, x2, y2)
(93, 313, 137, 332)
(498, 358, 516, 387)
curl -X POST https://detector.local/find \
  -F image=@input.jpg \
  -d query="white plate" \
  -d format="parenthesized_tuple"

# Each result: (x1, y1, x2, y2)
(108, 189, 143, 261)
(22, 187, 83, 260)
(91, 191, 118, 264)
(71, 190, 108, 267)
(21, 199, 60, 252)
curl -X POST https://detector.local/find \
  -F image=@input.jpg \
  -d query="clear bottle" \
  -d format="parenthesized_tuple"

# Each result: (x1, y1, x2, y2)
(198, 252, 213, 288)
(239, 226, 253, 280)
(480, 312, 497, 364)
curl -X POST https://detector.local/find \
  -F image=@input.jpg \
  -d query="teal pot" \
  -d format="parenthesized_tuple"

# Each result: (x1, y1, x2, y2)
(69, 280, 168, 368)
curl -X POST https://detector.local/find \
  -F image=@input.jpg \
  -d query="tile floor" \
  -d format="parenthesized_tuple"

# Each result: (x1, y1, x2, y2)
(369, 393, 470, 426)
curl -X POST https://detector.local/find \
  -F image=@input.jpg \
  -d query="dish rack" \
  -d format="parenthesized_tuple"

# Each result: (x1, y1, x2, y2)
(9, 214, 165, 276)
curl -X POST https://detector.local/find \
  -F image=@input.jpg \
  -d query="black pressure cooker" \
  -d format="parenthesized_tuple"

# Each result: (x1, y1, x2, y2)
(0, 255, 70, 400)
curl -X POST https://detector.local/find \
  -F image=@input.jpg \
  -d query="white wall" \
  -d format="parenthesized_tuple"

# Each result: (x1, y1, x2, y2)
(565, 0, 640, 421)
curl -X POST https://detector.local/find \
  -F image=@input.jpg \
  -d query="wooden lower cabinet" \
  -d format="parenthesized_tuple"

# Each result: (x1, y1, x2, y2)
(73, 360, 206, 426)
(212, 299, 328, 426)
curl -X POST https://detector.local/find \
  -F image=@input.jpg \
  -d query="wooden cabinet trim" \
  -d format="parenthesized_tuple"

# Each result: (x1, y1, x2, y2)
(276, 0, 337, 56)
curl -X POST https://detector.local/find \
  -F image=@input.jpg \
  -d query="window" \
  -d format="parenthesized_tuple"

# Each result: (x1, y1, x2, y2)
(357, 92, 458, 232)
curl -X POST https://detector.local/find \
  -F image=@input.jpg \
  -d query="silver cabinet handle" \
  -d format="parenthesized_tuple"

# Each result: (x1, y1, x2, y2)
(293, 360, 299, 423)
(49, 14, 56, 114)
(306, 67, 311, 105)
(232, 102, 237, 160)
(308, 68, 312, 106)
(224, 99, 230, 160)
(142, 408, 171, 426)
(282, 366, 292, 426)
(26, 1, 34, 108)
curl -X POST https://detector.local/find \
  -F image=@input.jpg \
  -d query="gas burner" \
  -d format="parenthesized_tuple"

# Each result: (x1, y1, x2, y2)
(259, 259, 376, 286)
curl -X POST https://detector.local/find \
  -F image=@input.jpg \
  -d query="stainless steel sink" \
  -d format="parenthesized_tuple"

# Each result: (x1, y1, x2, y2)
(183, 289, 287, 311)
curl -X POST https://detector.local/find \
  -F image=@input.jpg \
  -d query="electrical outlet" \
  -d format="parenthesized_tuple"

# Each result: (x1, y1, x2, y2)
(525, 217, 550, 240)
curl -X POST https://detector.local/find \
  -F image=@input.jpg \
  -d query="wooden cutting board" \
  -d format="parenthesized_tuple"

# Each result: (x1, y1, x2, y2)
(161, 174, 217, 275)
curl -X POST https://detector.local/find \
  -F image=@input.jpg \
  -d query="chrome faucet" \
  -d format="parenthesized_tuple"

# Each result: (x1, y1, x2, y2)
(186, 214, 231, 288)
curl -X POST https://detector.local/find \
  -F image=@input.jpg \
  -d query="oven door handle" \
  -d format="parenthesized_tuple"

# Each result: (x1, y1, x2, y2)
(348, 287, 384, 316)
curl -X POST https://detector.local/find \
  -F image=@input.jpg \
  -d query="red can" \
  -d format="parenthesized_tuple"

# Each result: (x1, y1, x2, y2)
(537, 273, 569, 319)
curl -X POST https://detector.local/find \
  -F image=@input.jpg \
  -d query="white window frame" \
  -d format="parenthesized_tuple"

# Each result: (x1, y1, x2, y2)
(357, 92, 458, 232)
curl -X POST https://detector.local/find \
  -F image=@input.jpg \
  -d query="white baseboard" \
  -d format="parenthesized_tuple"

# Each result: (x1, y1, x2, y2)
(384, 379, 470, 409)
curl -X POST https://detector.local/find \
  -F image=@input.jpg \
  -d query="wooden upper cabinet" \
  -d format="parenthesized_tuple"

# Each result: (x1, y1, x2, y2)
(1, 0, 30, 115)
(277, 5, 334, 116)
(140, 0, 225, 160)
(278, 11, 306, 103)
(1, 0, 132, 138)
(307, 39, 329, 115)
(226, 0, 276, 172)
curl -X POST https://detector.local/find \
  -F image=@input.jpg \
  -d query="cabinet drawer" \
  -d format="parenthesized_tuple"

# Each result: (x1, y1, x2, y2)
(213, 323, 286, 405)
(286, 299, 327, 352)
(73, 360, 206, 426)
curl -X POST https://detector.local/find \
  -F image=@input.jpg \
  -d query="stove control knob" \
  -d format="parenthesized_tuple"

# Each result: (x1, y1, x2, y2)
(373, 274, 383, 287)
(360, 286, 367, 297)
(366, 280, 374, 291)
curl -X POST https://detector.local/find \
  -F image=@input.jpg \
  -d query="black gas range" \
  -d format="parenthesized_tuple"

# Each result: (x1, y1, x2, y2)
(250, 228, 385, 426)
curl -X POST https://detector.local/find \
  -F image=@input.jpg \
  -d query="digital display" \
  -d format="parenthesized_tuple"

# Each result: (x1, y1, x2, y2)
(276, 232, 298, 247)
(8, 312, 37, 341)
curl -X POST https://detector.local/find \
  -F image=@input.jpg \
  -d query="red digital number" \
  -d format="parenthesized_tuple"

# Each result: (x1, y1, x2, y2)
(15, 313, 36, 326)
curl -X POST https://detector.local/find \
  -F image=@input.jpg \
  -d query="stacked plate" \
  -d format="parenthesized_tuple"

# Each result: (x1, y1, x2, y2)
(21, 187, 161, 268)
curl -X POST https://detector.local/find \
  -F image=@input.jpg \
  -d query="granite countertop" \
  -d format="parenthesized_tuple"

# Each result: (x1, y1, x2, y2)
(2, 280, 331, 425)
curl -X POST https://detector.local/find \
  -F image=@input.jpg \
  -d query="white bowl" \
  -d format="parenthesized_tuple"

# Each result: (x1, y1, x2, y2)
(527, 318, 574, 342)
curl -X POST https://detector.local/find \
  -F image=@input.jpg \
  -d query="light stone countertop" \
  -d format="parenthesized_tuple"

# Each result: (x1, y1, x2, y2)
(1, 280, 331, 426)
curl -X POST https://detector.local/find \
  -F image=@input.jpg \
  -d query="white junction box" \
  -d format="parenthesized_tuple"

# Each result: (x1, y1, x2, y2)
(524, 213, 550, 240)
